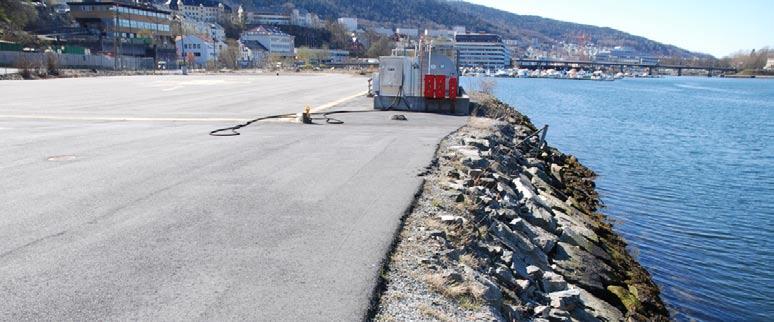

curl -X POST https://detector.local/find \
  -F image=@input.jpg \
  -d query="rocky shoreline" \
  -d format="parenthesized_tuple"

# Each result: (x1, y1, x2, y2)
(372, 95, 669, 321)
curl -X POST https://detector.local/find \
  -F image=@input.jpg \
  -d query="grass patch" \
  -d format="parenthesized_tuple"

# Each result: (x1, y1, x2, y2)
(425, 273, 485, 312)
(418, 304, 453, 322)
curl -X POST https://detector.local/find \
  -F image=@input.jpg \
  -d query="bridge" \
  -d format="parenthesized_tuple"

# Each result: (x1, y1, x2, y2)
(514, 59, 737, 76)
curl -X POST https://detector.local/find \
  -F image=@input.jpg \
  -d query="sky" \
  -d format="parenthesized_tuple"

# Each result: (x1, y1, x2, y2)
(465, 0, 773, 58)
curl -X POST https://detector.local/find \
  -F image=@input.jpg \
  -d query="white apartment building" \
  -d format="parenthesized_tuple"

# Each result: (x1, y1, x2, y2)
(182, 20, 225, 42)
(245, 11, 290, 25)
(454, 33, 511, 69)
(176, 34, 225, 66)
(170, 0, 233, 23)
(240, 25, 295, 58)
(292, 9, 321, 28)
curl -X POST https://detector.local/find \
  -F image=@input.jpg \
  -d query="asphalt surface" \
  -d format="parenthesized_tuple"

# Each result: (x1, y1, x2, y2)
(0, 74, 466, 320)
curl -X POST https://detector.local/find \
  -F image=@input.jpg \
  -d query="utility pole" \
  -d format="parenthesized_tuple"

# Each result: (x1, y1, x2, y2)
(113, 4, 118, 70)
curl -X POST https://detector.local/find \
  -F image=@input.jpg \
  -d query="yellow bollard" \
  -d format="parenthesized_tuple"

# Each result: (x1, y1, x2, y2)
(302, 105, 312, 124)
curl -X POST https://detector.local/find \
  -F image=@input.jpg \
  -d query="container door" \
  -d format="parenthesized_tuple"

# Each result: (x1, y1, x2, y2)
(448, 77, 458, 100)
(434, 75, 446, 99)
(424, 75, 435, 98)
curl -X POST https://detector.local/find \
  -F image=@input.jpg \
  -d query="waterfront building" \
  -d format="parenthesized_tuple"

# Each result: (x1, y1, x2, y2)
(240, 26, 295, 58)
(765, 58, 774, 70)
(503, 39, 519, 57)
(454, 33, 511, 69)
(594, 46, 659, 65)
(67, 0, 175, 60)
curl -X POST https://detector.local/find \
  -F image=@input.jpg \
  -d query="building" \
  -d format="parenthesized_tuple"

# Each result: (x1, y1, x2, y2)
(337, 17, 358, 32)
(452, 26, 466, 34)
(503, 39, 519, 58)
(424, 29, 455, 39)
(244, 9, 290, 26)
(176, 34, 224, 66)
(237, 40, 254, 67)
(765, 58, 774, 70)
(594, 46, 659, 65)
(67, 1, 175, 60)
(182, 20, 225, 42)
(373, 27, 394, 37)
(240, 40, 268, 65)
(297, 48, 350, 64)
(169, 0, 233, 23)
(454, 33, 511, 69)
(244, 8, 321, 28)
(240, 25, 295, 58)
(292, 9, 320, 28)
(396, 27, 419, 39)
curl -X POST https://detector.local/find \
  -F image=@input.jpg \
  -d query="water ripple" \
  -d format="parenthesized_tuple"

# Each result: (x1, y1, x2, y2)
(483, 76, 774, 322)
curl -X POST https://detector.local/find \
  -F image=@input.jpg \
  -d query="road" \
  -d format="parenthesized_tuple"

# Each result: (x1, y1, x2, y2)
(0, 74, 466, 320)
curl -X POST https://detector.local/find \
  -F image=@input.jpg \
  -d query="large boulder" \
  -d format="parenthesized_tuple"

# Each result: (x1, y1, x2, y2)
(548, 288, 581, 311)
(509, 217, 558, 254)
(521, 198, 558, 233)
(541, 271, 568, 293)
(552, 242, 614, 295)
(490, 222, 549, 269)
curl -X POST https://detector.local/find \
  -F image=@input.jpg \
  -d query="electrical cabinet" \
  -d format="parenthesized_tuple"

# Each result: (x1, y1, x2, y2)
(378, 57, 405, 97)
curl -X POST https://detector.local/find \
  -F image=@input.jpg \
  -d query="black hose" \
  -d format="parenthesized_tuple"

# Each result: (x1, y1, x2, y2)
(209, 109, 388, 136)
(209, 113, 297, 136)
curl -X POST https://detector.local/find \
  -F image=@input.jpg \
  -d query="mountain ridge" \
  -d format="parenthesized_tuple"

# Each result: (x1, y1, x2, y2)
(230, 0, 713, 59)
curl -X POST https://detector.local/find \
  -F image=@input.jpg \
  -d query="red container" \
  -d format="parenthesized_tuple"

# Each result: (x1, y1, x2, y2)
(434, 75, 446, 99)
(424, 75, 435, 98)
(448, 77, 458, 100)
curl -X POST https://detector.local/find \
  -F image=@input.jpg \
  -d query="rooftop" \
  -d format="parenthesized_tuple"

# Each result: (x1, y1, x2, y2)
(67, 0, 171, 14)
(243, 25, 290, 36)
(168, 0, 232, 12)
(455, 33, 503, 43)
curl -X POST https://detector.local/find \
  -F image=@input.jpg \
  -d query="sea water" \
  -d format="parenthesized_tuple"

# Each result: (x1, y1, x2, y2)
(467, 76, 774, 321)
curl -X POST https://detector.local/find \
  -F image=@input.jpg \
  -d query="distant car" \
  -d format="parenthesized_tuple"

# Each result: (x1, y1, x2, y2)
(157, 61, 167, 70)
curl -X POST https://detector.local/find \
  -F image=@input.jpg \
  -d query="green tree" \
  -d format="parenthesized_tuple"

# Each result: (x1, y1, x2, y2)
(0, 0, 38, 30)
(366, 37, 393, 58)
(325, 21, 350, 50)
(218, 39, 241, 70)
(296, 46, 314, 66)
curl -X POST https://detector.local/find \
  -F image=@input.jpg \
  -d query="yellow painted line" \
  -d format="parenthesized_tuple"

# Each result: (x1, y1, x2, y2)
(310, 91, 367, 113)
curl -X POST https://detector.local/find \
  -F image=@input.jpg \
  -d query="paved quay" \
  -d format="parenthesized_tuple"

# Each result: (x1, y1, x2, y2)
(0, 74, 467, 320)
